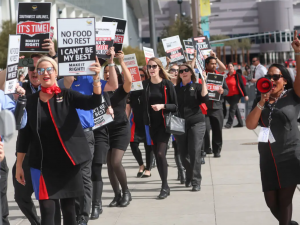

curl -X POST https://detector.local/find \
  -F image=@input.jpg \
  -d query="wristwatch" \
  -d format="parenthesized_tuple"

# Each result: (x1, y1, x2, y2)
(49, 53, 57, 59)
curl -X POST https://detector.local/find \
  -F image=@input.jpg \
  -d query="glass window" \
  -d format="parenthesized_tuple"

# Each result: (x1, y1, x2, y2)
(266, 32, 270, 43)
(261, 34, 265, 44)
(291, 31, 294, 41)
(287, 32, 290, 42)
(276, 32, 280, 42)
(270, 33, 275, 43)
(282, 32, 286, 42)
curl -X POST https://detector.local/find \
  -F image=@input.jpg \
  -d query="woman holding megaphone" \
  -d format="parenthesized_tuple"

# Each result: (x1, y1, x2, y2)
(246, 31, 300, 225)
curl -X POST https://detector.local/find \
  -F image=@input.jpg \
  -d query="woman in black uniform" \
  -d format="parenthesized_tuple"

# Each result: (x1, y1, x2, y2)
(128, 68, 153, 178)
(15, 57, 102, 225)
(246, 31, 300, 225)
(142, 57, 178, 199)
(105, 51, 133, 207)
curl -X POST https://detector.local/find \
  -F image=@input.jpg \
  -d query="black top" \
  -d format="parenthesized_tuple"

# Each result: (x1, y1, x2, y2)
(142, 79, 178, 126)
(107, 85, 129, 125)
(149, 82, 165, 128)
(175, 83, 209, 127)
(128, 90, 145, 137)
(17, 89, 102, 167)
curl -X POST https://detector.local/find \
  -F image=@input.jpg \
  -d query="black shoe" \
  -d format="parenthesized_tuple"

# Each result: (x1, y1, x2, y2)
(201, 157, 205, 164)
(158, 188, 170, 199)
(109, 191, 122, 207)
(192, 185, 201, 192)
(90, 181, 103, 220)
(291, 221, 299, 225)
(177, 170, 180, 181)
(141, 173, 151, 178)
(151, 157, 156, 168)
(205, 148, 213, 154)
(202, 151, 207, 157)
(185, 180, 192, 187)
(77, 218, 87, 225)
(137, 168, 145, 178)
(175, 154, 186, 184)
(214, 153, 221, 158)
(224, 124, 231, 129)
(233, 124, 243, 128)
(119, 189, 132, 207)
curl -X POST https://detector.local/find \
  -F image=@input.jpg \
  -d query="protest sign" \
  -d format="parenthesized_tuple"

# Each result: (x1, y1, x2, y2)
(143, 47, 155, 64)
(17, 2, 51, 52)
(57, 18, 96, 76)
(93, 96, 113, 130)
(102, 16, 127, 53)
(159, 57, 167, 68)
(124, 54, 143, 91)
(162, 35, 186, 65)
(183, 40, 195, 60)
(237, 103, 246, 120)
(206, 73, 224, 101)
(5, 35, 21, 94)
(194, 44, 205, 79)
(95, 22, 118, 59)
(192, 36, 211, 56)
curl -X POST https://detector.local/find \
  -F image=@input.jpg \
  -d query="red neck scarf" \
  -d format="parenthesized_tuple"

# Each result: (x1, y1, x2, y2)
(41, 84, 61, 95)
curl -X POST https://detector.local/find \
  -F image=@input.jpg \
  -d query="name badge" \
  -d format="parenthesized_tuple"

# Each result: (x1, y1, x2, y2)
(258, 127, 276, 143)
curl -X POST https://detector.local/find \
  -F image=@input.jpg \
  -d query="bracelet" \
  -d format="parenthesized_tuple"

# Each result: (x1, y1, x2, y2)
(295, 52, 300, 56)
(92, 84, 101, 87)
(108, 63, 115, 67)
(93, 78, 100, 83)
(256, 103, 264, 110)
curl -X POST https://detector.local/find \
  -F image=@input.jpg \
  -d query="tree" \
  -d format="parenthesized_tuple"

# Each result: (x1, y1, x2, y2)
(157, 17, 203, 57)
(0, 21, 17, 68)
(122, 46, 146, 66)
(210, 35, 230, 63)
(239, 38, 251, 66)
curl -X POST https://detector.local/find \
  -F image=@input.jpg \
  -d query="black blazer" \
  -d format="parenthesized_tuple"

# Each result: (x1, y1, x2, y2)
(17, 89, 102, 167)
(142, 79, 178, 127)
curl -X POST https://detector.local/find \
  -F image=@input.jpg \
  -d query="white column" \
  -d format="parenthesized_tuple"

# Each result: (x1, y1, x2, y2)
(269, 53, 272, 64)
(283, 52, 287, 61)
(57, 3, 66, 18)
(264, 53, 267, 65)
(50, 0, 57, 40)
(122, 0, 129, 47)
(10, 0, 16, 22)
(75, 10, 83, 18)
(67, 7, 75, 18)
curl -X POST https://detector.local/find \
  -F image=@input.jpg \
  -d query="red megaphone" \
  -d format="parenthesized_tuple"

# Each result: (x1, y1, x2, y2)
(256, 77, 273, 93)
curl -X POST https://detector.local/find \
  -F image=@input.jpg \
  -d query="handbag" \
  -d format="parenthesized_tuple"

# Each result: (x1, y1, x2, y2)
(165, 112, 185, 135)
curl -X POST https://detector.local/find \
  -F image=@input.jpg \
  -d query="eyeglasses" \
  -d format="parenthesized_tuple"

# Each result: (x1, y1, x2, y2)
(265, 74, 283, 81)
(170, 68, 179, 73)
(147, 65, 158, 70)
(37, 67, 54, 75)
(179, 68, 190, 74)
(28, 67, 35, 72)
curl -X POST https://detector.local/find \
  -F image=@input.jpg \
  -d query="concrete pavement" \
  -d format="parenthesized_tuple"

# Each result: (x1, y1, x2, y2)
(4, 126, 300, 225)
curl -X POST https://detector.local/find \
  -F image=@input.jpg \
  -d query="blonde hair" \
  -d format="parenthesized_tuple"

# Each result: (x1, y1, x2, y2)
(148, 57, 171, 80)
(36, 56, 58, 75)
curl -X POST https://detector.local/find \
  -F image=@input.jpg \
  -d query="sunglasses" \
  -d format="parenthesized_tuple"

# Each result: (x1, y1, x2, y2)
(147, 65, 158, 70)
(170, 68, 179, 73)
(140, 74, 145, 77)
(265, 74, 283, 81)
(37, 67, 54, 75)
(252, 60, 257, 63)
(28, 67, 35, 72)
(179, 68, 190, 74)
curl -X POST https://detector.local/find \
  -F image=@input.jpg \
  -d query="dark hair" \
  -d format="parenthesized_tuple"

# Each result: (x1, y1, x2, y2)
(268, 64, 293, 90)
(205, 56, 217, 65)
(176, 63, 197, 85)
(104, 64, 124, 85)
(245, 65, 250, 70)
(30, 53, 45, 59)
(139, 68, 149, 80)
(227, 62, 234, 67)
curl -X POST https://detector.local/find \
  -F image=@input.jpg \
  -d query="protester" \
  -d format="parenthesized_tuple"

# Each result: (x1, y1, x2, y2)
(250, 57, 268, 98)
(243, 65, 251, 81)
(0, 86, 27, 225)
(224, 63, 248, 128)
(15, 56, 102, 225)
(245, 31, 300, 225)
(142, 57, 178, 199)
(105, 51, 133, 207)
(204, 56, 229, 157)
(174, 63, 208, 191)
(127, 69, 153, 178)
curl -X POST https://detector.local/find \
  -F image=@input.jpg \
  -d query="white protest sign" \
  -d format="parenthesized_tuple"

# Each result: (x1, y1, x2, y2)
(124, 54, 143, 91)
(159, 57, 167, 68)
(57, 18, 96, 76)
(95, 22, 117, 59)
(143, 47, 155, 64)
(5, 35, 21, 94)
(237, 103, 245, 120)
(93, 96, 113, 130)
(162, 35, 186, 65)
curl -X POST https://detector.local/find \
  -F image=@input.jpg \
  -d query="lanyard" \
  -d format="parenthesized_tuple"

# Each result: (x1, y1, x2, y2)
(267, 90, 287, 127)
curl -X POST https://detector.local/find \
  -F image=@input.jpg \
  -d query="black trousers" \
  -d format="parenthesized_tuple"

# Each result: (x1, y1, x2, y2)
(204, 109, 224, 154)
(225, 95, 243, 126)
(12, 155, 40, 225)
(75, 131, 94, 222)
(1, 158, 9, 225)
(175, 122, 205, 185)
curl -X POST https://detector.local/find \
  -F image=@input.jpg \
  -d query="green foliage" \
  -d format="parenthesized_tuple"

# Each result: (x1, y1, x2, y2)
(122, 46, 146, 66)
(157, 17, 203, 57)
(239, 38, 251, 50)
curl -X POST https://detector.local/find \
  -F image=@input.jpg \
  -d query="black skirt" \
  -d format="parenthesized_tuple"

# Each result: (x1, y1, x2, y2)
(93, 127, 109, 164)
(149, 124, 170, 144)
(107, 121, 131, 151)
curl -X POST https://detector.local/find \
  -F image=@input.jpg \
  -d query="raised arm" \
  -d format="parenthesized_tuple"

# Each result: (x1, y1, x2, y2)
(211, 51, 226, 73)
(292, 31, 300, 97)
(116, 51, 132, 93)
(198, 72, 209, 103)
(190, 50, 197, 70)
(104, 47, 118, 92)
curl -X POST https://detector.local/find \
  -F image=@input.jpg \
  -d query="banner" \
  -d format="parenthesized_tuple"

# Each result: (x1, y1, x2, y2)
(158, 57, 167, 68)
(5, 35, 21, 94)
(195, 44, 205, 79)
(95, 22, 118, 59)
(162, 35, 186, 65)
(102, 16, 127, 54)
(193, 36, 211, 56)
(183, 40, 195, 61)
(143, 47, 155, 64)
(93, 96, 113, 130)
(123, 54, 143, 91)
(201, 16, 210, 40)
(57, 18, 96, 76)
(200, 0, 211, 17)
(17, 3, 51, 52)
(206, 73, 224, 101)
